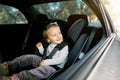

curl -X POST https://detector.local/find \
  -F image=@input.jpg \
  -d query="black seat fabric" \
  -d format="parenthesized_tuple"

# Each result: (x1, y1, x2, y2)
(67, 14, 88, 28)
(66, 19, 88, 49)
(63, 33, 89, 70)
(23, 14, 49, 54)
(82, 25, 103, 53)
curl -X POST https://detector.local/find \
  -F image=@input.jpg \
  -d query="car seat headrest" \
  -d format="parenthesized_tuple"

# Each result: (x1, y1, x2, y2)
(67, 19, 87, 42)
(67, 14, 88, 26)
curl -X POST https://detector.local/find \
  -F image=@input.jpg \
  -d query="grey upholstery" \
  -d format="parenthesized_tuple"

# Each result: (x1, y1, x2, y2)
(66, 19, 88, 50)
(67, 14, 88, 27)
(67, 19, 87, 42)
(63, 33, 89, 70)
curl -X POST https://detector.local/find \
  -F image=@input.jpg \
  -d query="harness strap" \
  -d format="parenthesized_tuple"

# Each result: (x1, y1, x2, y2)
(47, 48, 58, 59)
(42, 41, 67, 60)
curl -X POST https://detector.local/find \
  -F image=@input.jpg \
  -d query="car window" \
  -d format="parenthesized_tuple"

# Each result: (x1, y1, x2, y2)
(33, 0, 100, 24)
(102, 0, 120, 37)
(0, 4, 28, 24)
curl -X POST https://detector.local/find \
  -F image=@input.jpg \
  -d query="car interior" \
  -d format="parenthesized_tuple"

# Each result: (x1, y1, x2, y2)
(0, 11, 104, 79)
(1, 0, 119, 79)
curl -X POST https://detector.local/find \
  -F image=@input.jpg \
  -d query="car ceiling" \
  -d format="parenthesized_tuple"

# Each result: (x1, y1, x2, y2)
(0, 0, 71, 8)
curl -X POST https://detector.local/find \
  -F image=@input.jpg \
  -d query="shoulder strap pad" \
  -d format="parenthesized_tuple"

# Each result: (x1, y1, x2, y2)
(55, 41, 68, 50)
(47, 41, 68, 59)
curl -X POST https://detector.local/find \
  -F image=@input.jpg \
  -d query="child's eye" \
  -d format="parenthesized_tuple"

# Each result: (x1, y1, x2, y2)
(53, 34, 57, 37)
(59, 31, 61, 34)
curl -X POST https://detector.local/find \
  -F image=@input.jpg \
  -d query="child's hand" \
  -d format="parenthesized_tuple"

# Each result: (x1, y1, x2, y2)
(40, 60, 44, 66)
(36, 42, 42, 48)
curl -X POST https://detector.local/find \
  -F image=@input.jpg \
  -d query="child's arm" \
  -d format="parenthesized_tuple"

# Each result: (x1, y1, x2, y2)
(36, 42, 44, 55)
(40, 60, 44, 66)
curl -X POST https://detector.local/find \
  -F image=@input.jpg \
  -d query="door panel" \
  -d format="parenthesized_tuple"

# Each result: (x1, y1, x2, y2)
(0, 24, 29, 62)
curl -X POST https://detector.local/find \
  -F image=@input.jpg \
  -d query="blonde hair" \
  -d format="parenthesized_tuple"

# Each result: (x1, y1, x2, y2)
(43, 23, 59, 43)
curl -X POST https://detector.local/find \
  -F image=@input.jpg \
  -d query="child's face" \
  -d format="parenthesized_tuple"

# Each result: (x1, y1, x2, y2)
(47, 26, 63, 44)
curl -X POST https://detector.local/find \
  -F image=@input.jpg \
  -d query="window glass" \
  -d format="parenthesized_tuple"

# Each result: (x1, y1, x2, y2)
(33, 0, 100, 24)
(102, 0, 120, 36)
(0, 4, 28, 24)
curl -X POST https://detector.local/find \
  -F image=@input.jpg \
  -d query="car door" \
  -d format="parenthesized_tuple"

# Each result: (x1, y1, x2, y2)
(0, 5, 29, 62)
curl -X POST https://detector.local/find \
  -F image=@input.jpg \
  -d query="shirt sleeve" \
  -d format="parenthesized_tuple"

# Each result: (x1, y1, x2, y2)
(37, 45, 44, 55)
(44, 45, 69, 65)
